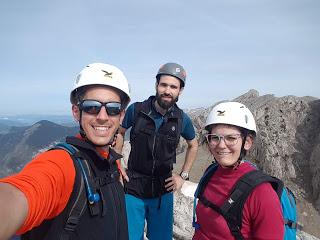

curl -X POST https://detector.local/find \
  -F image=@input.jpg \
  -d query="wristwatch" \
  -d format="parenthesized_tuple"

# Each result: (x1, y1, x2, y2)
(180, 171, 189, 181)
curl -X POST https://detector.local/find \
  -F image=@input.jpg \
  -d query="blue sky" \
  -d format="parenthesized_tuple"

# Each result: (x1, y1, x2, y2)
(0, 0, 319, 115)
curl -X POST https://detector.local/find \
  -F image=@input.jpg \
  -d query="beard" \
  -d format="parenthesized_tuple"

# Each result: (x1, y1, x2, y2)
(155, 92, 179, 110)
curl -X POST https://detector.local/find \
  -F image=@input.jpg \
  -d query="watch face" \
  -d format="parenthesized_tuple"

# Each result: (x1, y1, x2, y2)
(180, 171, 189, 180)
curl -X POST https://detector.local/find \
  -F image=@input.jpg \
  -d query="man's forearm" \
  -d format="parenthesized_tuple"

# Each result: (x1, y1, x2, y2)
(181, 138, 198, 173)
(0, 183, 28, 240)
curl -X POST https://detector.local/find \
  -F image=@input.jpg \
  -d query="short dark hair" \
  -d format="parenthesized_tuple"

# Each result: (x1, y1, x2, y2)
(72, 86, 87, 105)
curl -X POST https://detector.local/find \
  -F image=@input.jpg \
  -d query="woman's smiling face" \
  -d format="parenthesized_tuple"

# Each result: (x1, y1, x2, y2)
(208, 124, 253, 168)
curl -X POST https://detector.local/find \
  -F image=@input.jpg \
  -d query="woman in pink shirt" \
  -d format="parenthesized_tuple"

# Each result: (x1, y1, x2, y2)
(193, 102, 284, 240)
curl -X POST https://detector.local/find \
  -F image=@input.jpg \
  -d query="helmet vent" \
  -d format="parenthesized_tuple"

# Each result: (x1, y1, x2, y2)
(75, 74, 81, 84)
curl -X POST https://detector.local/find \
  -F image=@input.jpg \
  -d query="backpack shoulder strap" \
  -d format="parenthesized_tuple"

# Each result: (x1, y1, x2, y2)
(194, 169, 283, 240)
(192, 162, 218, 229)
(53, 143, 100, 239)
(224, 170, 282, 226)
(194, 162, 219, 198)
(219, 170, 283, 240)
(22, 143, 102, 240)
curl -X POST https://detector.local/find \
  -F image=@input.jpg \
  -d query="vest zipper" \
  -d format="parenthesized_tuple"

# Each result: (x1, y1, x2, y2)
(151, 133, 156, 196)
(141, 111, 157, 196)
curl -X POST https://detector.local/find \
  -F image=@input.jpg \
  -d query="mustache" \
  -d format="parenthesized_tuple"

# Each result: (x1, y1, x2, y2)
(160, 93, 173, 98)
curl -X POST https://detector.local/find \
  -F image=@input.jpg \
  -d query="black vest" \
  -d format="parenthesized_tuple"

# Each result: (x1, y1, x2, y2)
(22, 137, 128, 240)
(125, 96, 182, 198)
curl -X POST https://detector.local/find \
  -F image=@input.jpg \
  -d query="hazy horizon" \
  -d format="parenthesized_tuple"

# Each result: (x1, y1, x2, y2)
(0, 88, 319, 117)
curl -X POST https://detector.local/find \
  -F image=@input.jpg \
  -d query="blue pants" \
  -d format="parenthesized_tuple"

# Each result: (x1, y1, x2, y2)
(125, 193, 173, 240)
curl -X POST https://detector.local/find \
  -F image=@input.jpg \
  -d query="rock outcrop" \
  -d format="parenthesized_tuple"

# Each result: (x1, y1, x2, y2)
(186, 89, 320, 182)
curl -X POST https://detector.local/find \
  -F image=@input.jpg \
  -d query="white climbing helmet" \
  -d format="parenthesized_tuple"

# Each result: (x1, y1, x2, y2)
(205, 101, 257, 134)
(70, 63, 131, 108)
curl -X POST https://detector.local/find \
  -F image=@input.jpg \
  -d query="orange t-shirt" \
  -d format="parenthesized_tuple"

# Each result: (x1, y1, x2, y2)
(0, 149, 76, 234)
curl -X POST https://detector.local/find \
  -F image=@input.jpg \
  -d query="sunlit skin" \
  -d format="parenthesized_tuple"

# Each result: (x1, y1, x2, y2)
(72, 86, 124, 150)
(208, 124, 253, 168)
(155, 75, 183, 112)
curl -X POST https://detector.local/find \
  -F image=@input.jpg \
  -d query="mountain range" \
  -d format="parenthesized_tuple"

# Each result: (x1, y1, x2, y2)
(0, 114, 75, 134)
(0, 120, 78, 177)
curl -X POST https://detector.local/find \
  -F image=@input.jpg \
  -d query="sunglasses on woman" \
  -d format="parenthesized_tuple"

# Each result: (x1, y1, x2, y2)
(78, 100, 122, 116)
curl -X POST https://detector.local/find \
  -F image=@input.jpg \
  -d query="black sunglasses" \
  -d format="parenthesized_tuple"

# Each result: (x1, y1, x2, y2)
(79, 100, 122, 116)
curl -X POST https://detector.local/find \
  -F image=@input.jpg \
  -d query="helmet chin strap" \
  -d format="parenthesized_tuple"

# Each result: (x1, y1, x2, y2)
(232, 131, 248, 169)
(226, 131, 248, 170)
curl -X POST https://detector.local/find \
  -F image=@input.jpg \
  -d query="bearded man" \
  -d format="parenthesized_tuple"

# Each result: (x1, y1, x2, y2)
(118, 62, 198, 240)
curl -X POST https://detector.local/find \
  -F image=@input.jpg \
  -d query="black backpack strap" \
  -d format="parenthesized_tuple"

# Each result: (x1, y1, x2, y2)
(194, 162, 244, 239)
(53, 143, 100, 239)
(226, 170, 283, 227)
(195, 163, 219, 198)
(197, 169, 283, 240)
(193, 163, 218, 229)
(52, 143, 87, 239)
(198, 193, 245, 240)
(224, 170, 283, 239)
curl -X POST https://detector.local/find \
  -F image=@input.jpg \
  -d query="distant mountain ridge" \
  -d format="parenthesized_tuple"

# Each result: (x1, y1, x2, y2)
(0, 114, 75, 133)
(0, 120, 78, 177)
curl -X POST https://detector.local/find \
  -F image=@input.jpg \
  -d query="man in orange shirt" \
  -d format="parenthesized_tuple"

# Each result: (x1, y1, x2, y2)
(0, 63, 130, 240)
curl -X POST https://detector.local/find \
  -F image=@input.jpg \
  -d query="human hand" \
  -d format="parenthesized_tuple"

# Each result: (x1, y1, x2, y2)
(165, 173, 184, 192)
(117, 163, 129, 186)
